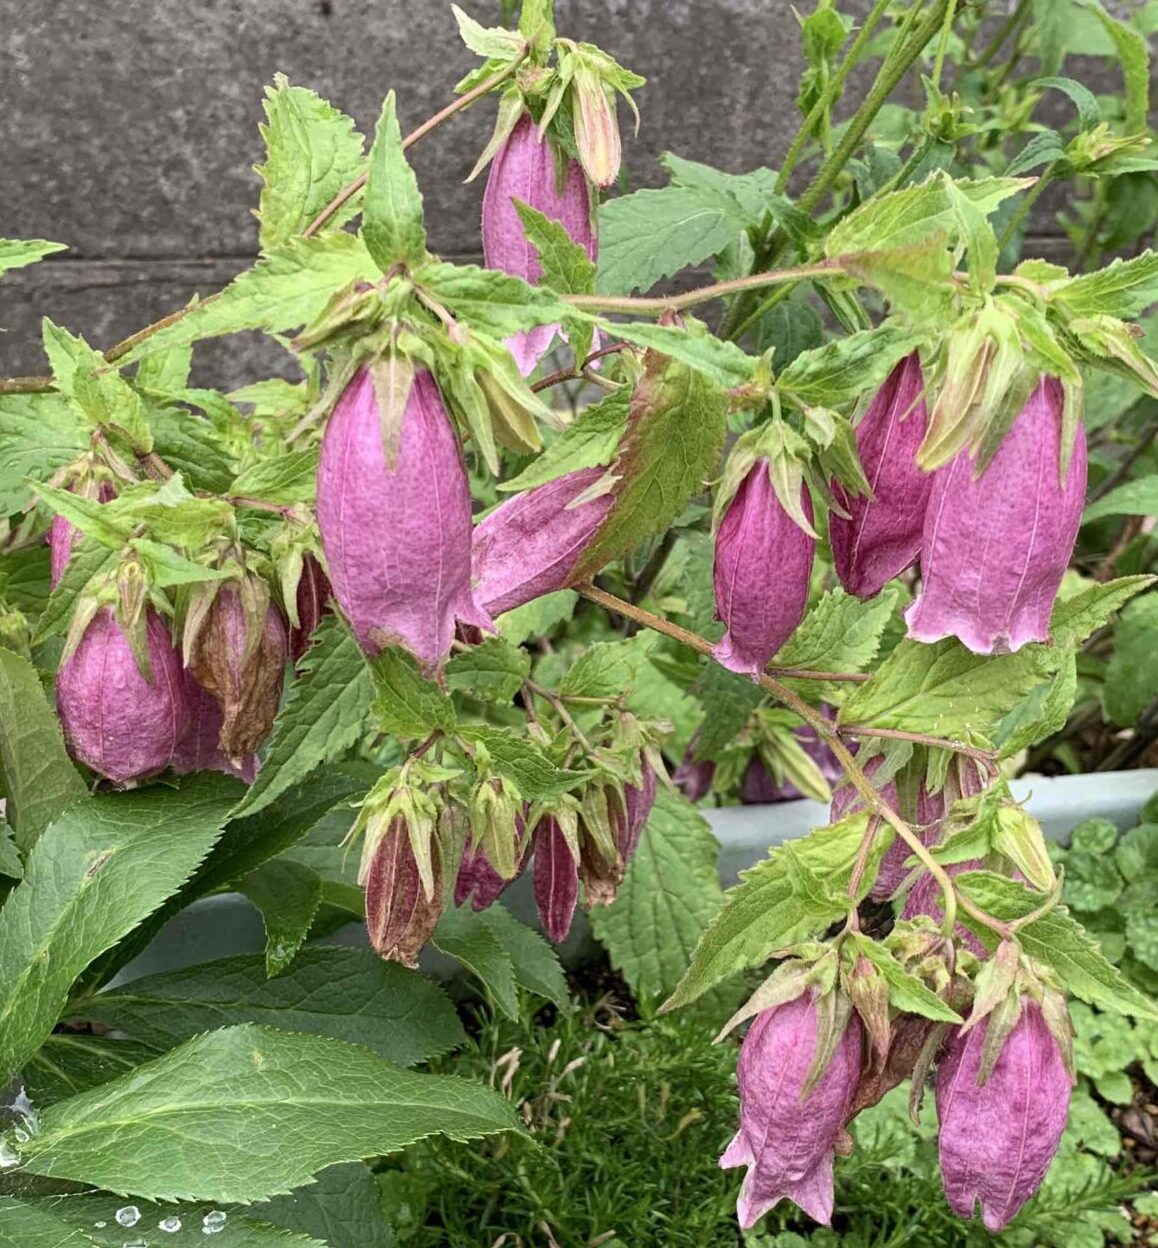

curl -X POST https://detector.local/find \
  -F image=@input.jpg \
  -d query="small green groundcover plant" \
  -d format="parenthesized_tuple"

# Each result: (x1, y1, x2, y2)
(1, 0, 1158, 1242)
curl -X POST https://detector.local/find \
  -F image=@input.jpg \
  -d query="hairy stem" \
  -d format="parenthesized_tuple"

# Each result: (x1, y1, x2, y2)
(576, 582, 961, 933)
(838, 723, 998, 769)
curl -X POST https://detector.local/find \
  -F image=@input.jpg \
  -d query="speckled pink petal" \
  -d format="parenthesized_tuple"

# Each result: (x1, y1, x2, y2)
(906, 378, 1087, 655)
(171, 674, 258, 785)
(713, 461, 815, 677)
(831, 353, 932, 600)
(532, 815, 579, 943)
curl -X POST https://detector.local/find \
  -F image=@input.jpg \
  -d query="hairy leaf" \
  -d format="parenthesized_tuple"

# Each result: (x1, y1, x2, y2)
(362, 90, 425, 270)
(0, 392, 87, 513)
(369, 646, 456, 737)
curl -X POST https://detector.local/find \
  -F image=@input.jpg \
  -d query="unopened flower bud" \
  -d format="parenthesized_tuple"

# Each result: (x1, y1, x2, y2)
(482, 114, 597, 374)
(713, 460, 814, 677)
(573, 71, 621, 189)
(455, 811, 529, 912)
(532, 814, 580, 942)
(936, 1002, 1073, 1231)
(830, 353, 932, 600)
(472, 468, 612, 618)
(612, 754, 656, 862)
(317, 366, 490, 668)
(720, 991, 864, 1227)
(289, 553, 332, 665)
(57, 606, 190, 785)
(906, 377, 1087, 654)
(360, 815, 443, 967)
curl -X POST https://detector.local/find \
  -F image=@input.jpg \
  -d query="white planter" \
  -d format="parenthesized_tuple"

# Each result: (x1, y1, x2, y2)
(110, 768, 1158, 984)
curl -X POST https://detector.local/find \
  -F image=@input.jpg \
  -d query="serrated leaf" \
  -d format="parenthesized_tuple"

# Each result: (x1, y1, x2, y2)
(773, 588, 898, 686)
(0, 775, 239, 1086)
(1006, 129, 1068, 177)
(609, 320, 757, 387)
(257, 75, 366, 251)
(1073, 0, 1149, 131)
(230, 449, 320, 506)
(514, 200, 596, 296)
(495, 589, 578, 645)
(149, 404, 239, 493)
(418, 261, 570, 339)
(80, 946, 465, 1066)
(590, 787, 724, 1001)
(120, 234, 379, 362)
(457, 726, 587, 798)
(362, 90, 425, 270)
(573, 351, 726, 579)
(238, 859, 324, 977)
(777, 324, 926, 406)
(433, 905, 519, 1019)
(452, 3, 523, 57)
(237, 619, 374, 818)
(559, 636, 648, 699)
(256, 1162, 397, 1248)
(1084, 474, 1158, 521)
(445, 636, 531, 703)
(0, 391, 87, 514)
(853, 935, 963, 1023)
(0, 648, 87, 851)
(956, 871, 1158, 1021)
(1104, 595, 1158, 725)
(691, 660, 765, 761)
(369, 646, 456, 737)
(499, 388, 629, 493)
(0, 822, 21, 879)
(663, 813, 887, 1011)
(22, 1033, 160, 1106)
(14, 1024, 519, 1203)
(0, 237, 66, 275)
(480, 904, 570, 1009)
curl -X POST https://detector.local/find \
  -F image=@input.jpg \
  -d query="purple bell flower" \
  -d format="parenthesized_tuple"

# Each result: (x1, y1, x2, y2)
(532, 815, 580, 943)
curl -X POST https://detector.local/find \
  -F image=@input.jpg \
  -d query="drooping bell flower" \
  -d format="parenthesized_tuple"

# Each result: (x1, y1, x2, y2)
(532, 815, 580, 943)
(936, 1003, 1073, 1231)
(455, 814, 529, 912)
(713, 460, 814, 677)
(289, 554, 332, 665)
(482, 114, 597, 375)
(171, 674, 258, 784)
(360, 816, 443, 967)
(830, 353, 931, 600)
(609, 757, 657, 863)
(741, 722, 842, 805)
(50, 480, 117, 587)
(720, 991, 864, 1228)
(317, 366, 490, 669)
(472, 467, 612, 618)
(674, 756, 715, 801)
(906, 377, 1087, 654)
(57, 607, 190, 786)
(188, 581, 288, 760)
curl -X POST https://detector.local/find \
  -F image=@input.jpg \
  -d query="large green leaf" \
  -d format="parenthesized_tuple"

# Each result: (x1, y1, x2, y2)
(663, 812, 887, 1011)
(0, 775, 238, 1085)
(0, 392, 87, 514)
(238, 859, 324, 977)
(1103, 595, 1158, 726)
(236, 618, 374, 818)
(418, 262, 570, 339)
(499, 388, 629, 494)
(1058, 252, 1158, 321)
(257, 74, 366, 251)
(590, 787, 724, 1001)
(776, 324, 925, 406)
(369, 646, 456, 737)
(256, 1162, 397, 1248)
(1084, 475, 1158, 523)
(79, 947, 465, 1066)
(433, 906, 520, 1020)
(13, 1025, 520, 1203)
(0, 647, 87, 852)
(772, 587, 899, 686)
(445, 636, 531, 703)
(362, 90, 425, 270)
(22, 1033, 159, 1106)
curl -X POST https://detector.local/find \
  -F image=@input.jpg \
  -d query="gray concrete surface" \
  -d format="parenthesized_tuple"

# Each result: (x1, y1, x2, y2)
(0, 1, 1143, 388)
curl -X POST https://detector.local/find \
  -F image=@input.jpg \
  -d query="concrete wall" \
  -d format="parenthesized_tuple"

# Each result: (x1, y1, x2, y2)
(0, 1, 1139, 388)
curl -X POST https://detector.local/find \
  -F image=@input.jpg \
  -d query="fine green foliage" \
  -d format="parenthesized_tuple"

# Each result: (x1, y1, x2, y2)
(13, 1024, 520, 1203)
(0, 775, 238, 1085)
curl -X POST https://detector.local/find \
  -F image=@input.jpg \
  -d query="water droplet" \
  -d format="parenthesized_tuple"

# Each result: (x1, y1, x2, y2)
(93, 1222, 107, 1230)
(115, 1206, 141, 1228)
(202, 1209, 228, 1235)
(0, 1140, 20, 1169)
(158, 1216, 182, 1233)
(13, 1128, 29, 1143)
(121, 1240, 149, 1248)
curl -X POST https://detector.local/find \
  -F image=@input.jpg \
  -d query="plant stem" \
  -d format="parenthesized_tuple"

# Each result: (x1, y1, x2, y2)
(838, 723, 998, 768)
(997, 163, 1057, 252)
(776, 0, 895, 193)
(0, 62, 522, 397)
(575, 582, 961, 934)
(530, 343, 627, 392)
(971, 0, 1031, 70)
(931, 0, 958, 91)
(525, 678, 595, 752)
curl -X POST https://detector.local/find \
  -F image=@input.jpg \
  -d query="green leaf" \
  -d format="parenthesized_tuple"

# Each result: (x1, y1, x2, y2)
(1033, 75, 1102, 127)
(1006, 129, 1067, 177)
(22, 1033, 160, 1106)
(0, 648, 87, 852)
(237, 619, 375, 818)
(362, 90, 425, 270)
(1104, 595, 1158, 725)
(230, 449, 319, 507)
(120, 233, 379, 362)
(514, 201, 597, 296)
(853, 934, 963, 1023)
(663, 812, 886, 1010)
(445, 636, 531, 703)
(452, 3, 523, 57)
(238, 859, 324, 977)
(0, 237, 66, 275)
(479, 904, 570, 1009)
(1084, 474, 1158, 522)
(0, 775, 238, 1086)
(956, 871, 1158, 1020)
(0, 1194, 326, 1248)
(1059, 252, 1158, 321)
(257, 1162, 397, 1248)
(499, 388, 629, 493)
(457, 726, 588, 798)
(1073, 0, 1150, 131)
(257, 75, 366, 251)
(80, 946, 465, 1066)
(560, 636, 649, 699)
(433, 905, 520, 1019)
(0, 392, 87, 514)
(590, 787, 725, 1001)
(149, 405, 239, 493)
(773, 588, 899, 685)
(0, 822, 21, 879)
(660, 154, 812, 242)
(597, 184, 749, 295)
(573, 353, 726, 579)
(418, 261, 570, 339)
(495, 589, 578, 645)
(777, 324, 926, 406)
(369, 646, 456, 737)
(608, 320, 756, 387)
(14, 1024, 520, 1203)
(1051, 576, 1154, 644)
(691, 661, 765, 760)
